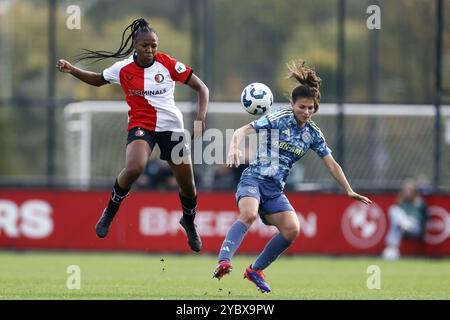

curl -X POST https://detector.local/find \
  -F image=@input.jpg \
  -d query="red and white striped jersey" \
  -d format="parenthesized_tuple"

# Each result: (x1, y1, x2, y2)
(102, 52, 193, 132)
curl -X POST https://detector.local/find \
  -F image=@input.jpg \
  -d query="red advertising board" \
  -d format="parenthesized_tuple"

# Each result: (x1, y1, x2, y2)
(0, 190, 449, 255)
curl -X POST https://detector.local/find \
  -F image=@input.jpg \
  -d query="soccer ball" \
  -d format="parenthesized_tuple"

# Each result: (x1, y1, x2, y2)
(240, 82, 273, 115)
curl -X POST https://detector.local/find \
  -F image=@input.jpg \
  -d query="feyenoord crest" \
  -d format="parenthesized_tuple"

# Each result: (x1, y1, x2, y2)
(135, 129, 145, 137)
(154, 73, 164, 83)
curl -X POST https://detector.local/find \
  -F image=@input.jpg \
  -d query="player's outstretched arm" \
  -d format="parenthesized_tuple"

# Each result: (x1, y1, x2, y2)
(322, 154, 372, 205)
(187, 74, 209, 139)
(56, 59, 108, 87)
(227, 124, 255, 168)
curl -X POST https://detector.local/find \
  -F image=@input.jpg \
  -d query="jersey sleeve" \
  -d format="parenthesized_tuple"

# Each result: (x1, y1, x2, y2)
(156, 53, 193, 84)
(310, 128, 332, 158)
(250, 109, 294, 132)
(102, 61, 123, 84)
(250, 114, 273, 132)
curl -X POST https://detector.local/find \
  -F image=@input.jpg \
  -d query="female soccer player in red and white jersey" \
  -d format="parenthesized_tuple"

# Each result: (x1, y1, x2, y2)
(56, 18, 208, 252)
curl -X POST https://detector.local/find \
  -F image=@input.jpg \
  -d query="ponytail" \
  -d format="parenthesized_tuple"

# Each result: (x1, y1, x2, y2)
(287, 59, 322, 111)
(75, 18, 155, 63)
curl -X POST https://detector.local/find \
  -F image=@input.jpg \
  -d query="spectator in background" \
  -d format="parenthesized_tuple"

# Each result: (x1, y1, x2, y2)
(230, 148, 250, 185)
(212, 148, 250, 190)
(213, 163, 249, 190)
(416, 174, 434, 196)
(136, 159, 178, 191)
(212, 164, 236, 190)
(382, 179, 429, 260)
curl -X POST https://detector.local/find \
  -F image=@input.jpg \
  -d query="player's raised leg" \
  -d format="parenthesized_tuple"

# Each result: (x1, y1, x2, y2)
(96, 139, 151, 238)
(213, 196, 259, 279)
(244, 210, 299, 293)
(167, 159, 202, 252)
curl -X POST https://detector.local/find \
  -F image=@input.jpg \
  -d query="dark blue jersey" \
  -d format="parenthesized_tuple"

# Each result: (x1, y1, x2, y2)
(242, 108, 331, 189)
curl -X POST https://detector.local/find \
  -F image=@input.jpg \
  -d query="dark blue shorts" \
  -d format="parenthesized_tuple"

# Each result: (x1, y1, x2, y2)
(235, 176, 294, 225)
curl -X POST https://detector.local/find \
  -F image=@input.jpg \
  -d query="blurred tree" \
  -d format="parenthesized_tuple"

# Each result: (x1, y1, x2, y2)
(7, 0, 450, 104)
(277, 18, 342, 104)
(379, 0, 436, 104)
(84, 0, 190, 31)
(212, 0, 303, 101)
(11, 1, 48, 99)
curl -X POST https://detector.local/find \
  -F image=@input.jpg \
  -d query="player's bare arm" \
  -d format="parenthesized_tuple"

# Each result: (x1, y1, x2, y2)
(227, 124, 255, 168)
(322, 154, 372, 205)
(56, 59, 108, 87)
(187, 74, 209, 138)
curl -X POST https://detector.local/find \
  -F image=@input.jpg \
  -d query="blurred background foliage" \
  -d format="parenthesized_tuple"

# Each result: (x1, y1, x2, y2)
(2, 0, 449, 104)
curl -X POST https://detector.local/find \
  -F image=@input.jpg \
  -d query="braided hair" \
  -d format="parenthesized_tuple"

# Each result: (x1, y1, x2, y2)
(75, 18, 155, 63)
(286, 59, 322, 112)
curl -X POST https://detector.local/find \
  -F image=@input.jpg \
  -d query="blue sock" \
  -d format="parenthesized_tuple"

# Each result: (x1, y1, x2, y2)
(218, 220, 249, 262)
(251, 233, 292, 270)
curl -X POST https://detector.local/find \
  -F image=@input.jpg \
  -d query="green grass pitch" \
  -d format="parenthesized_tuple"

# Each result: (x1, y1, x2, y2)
(0, 251, 449, 299)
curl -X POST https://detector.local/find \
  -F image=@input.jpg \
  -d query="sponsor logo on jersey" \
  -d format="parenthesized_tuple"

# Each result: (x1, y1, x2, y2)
(175, 61, 186, 74)
(154, 73, 164, 83)
(273, 140, 305, 157)
(128, 88, 167, 96)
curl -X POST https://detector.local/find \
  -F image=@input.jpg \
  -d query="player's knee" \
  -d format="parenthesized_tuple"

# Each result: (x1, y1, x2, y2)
(283, 224, 300, 242)
(124, 164, 145, 182)
(239, 210, 258, 226)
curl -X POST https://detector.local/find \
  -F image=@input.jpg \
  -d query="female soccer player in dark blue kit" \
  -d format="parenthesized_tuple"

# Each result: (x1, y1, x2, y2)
(213, 60, 372, 292)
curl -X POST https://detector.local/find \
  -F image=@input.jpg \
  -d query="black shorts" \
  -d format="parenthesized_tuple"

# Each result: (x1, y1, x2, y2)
(127, 127, 190, 162)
